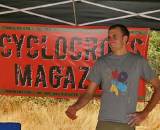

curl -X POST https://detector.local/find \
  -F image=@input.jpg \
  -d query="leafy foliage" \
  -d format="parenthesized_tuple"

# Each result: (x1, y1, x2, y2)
(148, 31, 160, 75)
(145, 31, 160, 101)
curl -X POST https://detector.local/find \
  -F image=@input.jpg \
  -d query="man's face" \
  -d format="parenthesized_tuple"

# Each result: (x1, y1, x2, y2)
(108, 27, 128, 52)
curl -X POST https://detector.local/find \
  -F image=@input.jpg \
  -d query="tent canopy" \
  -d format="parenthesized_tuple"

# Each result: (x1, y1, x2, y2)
(0, 0, 160, 30)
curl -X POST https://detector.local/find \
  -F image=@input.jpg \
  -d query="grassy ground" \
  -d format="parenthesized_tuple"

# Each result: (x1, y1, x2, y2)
(0, 96, 159, 130)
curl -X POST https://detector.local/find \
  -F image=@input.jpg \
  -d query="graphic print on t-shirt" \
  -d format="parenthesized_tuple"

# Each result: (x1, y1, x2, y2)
(109, 69, 128, 96)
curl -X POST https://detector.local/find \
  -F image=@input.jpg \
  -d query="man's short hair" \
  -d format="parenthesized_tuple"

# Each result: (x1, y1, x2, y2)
(108, 24, 130, 38)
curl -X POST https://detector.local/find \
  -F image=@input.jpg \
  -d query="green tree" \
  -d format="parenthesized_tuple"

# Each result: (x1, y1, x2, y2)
(145, 31, 160, 101)
(148, 31, 160, 75)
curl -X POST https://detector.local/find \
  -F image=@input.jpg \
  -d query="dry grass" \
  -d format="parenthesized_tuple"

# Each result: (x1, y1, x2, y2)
(0, 96, 159, 130)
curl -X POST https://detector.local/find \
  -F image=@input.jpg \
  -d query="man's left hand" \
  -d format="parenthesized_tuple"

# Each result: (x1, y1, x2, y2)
(128, 111, 148, 127)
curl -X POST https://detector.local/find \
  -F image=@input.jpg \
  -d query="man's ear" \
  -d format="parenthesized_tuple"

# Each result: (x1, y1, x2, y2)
(123, 35, 129, 44)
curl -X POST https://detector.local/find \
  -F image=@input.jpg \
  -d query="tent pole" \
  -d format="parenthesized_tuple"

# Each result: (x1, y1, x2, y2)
(72, 0, 78, 25)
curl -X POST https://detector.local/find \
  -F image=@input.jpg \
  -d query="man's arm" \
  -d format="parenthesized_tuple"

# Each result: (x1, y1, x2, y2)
(142, 78, 160, 114)
(128, 77, 160, 127)
(65, 81, 98, 120)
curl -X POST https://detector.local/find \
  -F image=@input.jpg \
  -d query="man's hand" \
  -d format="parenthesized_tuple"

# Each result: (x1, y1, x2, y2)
(65, 105, 78, 120)
(128, 111, 147, 127)
(65, 82, 97, 120)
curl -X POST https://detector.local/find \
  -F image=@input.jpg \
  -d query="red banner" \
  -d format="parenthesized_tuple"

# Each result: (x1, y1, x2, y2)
(0, 23, 149, 98)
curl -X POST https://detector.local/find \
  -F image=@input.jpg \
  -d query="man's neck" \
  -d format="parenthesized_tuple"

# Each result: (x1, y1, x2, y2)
(112, 48, 128, 56)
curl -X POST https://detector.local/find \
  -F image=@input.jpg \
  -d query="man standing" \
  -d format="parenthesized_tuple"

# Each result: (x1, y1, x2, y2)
(65, 24, 160, 130)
